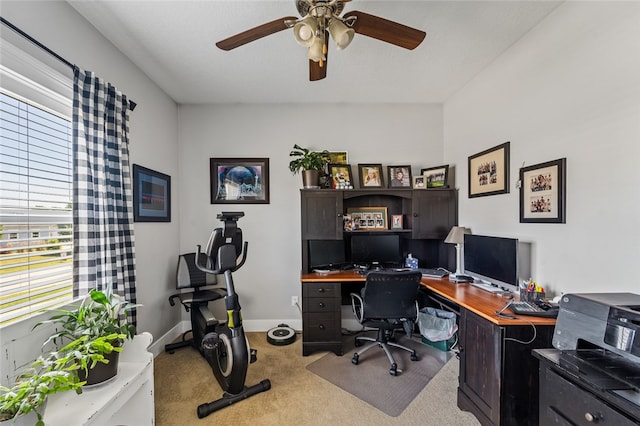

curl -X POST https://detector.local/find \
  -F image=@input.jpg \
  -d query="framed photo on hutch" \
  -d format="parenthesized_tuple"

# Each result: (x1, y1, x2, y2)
(468, 142, 510, 198)
(133, 164, 171, 222)
(358, 163, 384, 188)
(328, 164, 353, 189)
(210, 158, 270, 204)
(519, 158, 566, 223)
(420, 165, 449, 188)
(387, 166, 412, 188)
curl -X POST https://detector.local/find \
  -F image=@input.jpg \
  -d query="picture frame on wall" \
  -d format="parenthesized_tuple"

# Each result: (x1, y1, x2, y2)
(387, 166, 412, 188)
(358, 163, 384, 188)
(519, 158, 566, 223)
(328, 163, 353, 189)
(133, 164, 171, 222)
(347, 207, 388, 230)
(468, 142, 510, 198)
(420, 165, 449, 188)
(210, 158, 270, 204)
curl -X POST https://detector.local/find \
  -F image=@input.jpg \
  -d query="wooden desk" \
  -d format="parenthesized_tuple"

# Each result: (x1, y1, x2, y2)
(301, 271, 556, 426)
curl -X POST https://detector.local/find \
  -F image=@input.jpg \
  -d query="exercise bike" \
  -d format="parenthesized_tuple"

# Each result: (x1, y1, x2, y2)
(190, 212, 271, 418)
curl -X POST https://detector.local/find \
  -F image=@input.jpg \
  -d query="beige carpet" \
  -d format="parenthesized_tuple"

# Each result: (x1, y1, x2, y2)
(306, 332, 450, 417)
(154, 331, 481, 425)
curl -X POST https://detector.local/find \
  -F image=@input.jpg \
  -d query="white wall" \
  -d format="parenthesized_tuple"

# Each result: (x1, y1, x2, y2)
(178, 104, 443, 329)
(443, 2, 640, 295)
(0, 1, 180, 351)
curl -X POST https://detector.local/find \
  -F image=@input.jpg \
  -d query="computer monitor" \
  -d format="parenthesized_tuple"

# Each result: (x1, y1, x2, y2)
(463, 234, 519, 290)
(349, 234, 402, 267)
(308, 240, 346, 269)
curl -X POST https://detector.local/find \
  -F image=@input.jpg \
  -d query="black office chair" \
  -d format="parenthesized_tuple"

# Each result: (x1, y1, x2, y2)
(350, 270, 422, 376)
(164, 252, 227, 353)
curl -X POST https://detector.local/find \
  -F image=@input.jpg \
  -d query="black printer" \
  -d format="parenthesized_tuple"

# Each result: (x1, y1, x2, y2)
(534, 293, 640, 425)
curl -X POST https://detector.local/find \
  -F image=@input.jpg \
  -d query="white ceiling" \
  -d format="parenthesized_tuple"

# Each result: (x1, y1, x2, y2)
(68, 1, 563, 105)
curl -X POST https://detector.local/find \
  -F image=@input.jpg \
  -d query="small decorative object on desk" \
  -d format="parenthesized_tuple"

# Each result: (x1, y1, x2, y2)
(405, 254, 419, 269)
(520, 278, 545, 302)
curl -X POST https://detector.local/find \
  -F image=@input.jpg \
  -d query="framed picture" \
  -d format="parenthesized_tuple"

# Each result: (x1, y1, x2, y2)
(210, 158, 269, 204)
(133, 164, 171, 222)
(387, 166, 412, 188)
(327, 151, 348, 164)
(358, 163, 384, 188)
(347, 207, 388, 231)
(328, 164, 353, 189)
(421, 165, 449, 188)
(391, 214, 403, 229)
(520, 158, 566, 223)
(468, 142, 510, 198)
(412, 175, 426, 189)
(319, 152, 348, 189)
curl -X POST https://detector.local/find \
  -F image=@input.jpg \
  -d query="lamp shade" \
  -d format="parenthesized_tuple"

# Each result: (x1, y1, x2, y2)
(328, 18, 354, 50)
(307, 36, 326, 62)
(293, 17, 318, 47)
(444, 226, 470, 245)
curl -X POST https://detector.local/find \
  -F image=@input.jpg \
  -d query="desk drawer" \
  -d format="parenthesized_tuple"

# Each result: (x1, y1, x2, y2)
(303, 313, 341, 341)
(304, 296, 339, 313)
(540, 367, 638, 425)
(303, 282, 339, 298)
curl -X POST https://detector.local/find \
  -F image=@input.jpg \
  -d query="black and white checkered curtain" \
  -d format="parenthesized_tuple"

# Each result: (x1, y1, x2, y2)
(72, 68, 137, 325)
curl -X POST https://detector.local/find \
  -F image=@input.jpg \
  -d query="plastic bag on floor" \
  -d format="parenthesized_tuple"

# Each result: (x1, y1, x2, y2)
(418, 307, 458, 342)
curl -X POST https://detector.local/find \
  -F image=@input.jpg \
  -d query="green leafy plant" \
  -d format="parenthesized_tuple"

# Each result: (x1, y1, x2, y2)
(288, 144, 331, 174)
(36, 286, 139, 348)
(1, 287, 139, 424)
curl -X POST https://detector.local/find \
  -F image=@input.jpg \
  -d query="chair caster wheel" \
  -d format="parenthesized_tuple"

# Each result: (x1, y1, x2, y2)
(410, 352, 418, 361)
(389, 368, 398, 376)
(352, 354, 359, 365)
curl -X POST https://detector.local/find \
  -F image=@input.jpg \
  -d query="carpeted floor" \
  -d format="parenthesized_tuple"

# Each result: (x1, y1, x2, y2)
(154, 331, 481, 425)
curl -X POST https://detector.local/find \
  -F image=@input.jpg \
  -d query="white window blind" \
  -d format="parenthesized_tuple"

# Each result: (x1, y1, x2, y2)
(0, 33, 73, 327)
(0, 91, 73, 326)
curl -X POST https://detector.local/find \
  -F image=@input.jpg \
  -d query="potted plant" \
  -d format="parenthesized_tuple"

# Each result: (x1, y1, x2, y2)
(34, 286, 140, 385)
(0, 340, 86, 425)
(288, 144, 331, 188)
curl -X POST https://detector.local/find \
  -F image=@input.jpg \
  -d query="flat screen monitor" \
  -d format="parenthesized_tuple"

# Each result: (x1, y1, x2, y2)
(463, 234, 519, 289)
(308, 240, 346, 269)
(350, 234, 402, 267)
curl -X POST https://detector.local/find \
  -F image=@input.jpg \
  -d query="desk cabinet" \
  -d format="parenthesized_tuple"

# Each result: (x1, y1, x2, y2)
(300, 188, 457, 273)
(458, 309, 554, 426)
(302, 282, 342, 356)
(535, 350, 640, 426)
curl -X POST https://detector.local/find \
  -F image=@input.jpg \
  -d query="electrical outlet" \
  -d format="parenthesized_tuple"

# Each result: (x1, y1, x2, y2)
(291, 296, 299, 306)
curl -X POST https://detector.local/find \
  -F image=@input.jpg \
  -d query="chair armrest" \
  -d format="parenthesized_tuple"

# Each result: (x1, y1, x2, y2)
(350, 292, 364, 323)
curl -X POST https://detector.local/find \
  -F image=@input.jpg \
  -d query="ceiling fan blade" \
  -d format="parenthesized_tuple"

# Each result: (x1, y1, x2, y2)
(309, 33, 328, 81)
(309, 55, 327, 81)
(216, 16, 298, 51)
(343, 11, 426, 50)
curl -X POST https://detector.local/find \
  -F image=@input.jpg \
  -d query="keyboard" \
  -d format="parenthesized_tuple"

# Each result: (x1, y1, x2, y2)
(416, 268, 449, 278)
(509, 301, 559, 318)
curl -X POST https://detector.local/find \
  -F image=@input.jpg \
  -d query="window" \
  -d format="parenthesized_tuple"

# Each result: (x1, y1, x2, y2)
(0, 37, 73, 327)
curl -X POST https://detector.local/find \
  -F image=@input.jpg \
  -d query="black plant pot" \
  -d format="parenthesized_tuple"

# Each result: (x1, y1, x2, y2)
(80, 350, 120, 385)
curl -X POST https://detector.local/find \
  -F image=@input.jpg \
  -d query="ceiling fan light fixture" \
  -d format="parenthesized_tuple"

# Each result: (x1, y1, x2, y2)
(293, 16, 318, 47)
(328, 18, 354, 50)
(307, 36, 325, 62)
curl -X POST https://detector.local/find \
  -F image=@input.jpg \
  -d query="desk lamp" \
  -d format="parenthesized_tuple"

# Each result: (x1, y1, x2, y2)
(445, 226, 470, 279)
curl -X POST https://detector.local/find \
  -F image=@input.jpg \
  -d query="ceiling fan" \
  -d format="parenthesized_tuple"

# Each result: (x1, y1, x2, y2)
(216, 0, 426, 81)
